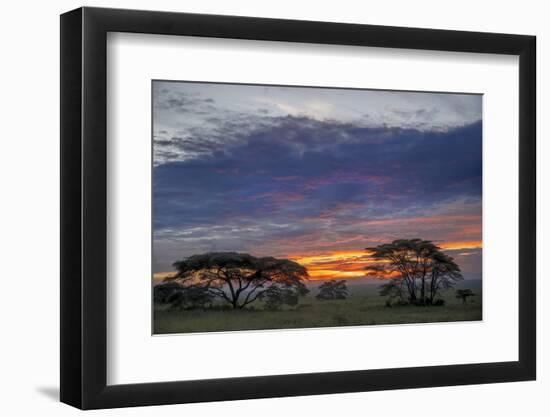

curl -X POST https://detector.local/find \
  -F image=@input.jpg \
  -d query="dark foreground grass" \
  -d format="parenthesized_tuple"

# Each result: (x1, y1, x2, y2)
(153, 280, 482, 334)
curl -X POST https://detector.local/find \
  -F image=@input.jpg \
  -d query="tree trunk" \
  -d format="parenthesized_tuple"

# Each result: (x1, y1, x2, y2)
(429, 270, 437, 301)
(405, 275, 416, 302)
(420, 275, 426, 304)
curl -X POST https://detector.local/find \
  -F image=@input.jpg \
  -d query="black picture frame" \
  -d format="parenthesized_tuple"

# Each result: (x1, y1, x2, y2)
(60, 6, 536, 410)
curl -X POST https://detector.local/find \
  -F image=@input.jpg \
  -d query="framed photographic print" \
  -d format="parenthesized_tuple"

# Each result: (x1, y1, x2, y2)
(151, 80, 484, 334)
(60, 6, 536, 409)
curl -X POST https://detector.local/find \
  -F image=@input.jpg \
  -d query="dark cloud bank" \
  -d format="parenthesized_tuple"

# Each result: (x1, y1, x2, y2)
(153, 115, 482, 274)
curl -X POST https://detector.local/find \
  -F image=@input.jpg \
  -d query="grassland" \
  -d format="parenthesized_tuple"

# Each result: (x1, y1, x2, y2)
(153, 279, 482, 334)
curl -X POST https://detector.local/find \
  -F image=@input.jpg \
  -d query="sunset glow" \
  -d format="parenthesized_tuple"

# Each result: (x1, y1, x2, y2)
(288, 239, 482, 281)
(152, 81, 482, 282)
(290, 250, 374, 280)
(439, 240, 482, 250)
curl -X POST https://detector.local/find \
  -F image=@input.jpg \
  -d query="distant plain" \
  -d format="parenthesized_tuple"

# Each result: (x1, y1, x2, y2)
(154, 279, 482, 334)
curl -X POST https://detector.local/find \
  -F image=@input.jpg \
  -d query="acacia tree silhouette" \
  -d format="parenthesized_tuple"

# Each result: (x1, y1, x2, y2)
(366, 239, 463, 305)
(456, 289, 475, 304)
(165, 252, 309, 309)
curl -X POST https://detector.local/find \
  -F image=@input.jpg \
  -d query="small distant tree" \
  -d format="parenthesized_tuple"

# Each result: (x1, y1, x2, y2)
(316, 280, 349, 301)
(260, 285, 302, 310)
(456, 289, 475, 304)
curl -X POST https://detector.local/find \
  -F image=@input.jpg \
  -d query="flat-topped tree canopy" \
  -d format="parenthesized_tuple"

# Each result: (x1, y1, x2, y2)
(366, 239, 463, 305)
(166, 252, 309, 309)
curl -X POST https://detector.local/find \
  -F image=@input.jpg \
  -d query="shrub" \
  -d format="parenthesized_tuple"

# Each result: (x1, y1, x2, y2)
(261, 285, 302, 310)
(154, 282, 214, 310)
(316, 280, 349, 301)
(154, 282, 183, 304)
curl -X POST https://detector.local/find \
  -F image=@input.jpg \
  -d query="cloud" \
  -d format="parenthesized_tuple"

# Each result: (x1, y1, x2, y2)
(151, 81, 482, 273)
(153, 123, 481, 269)
(152, 81, 482, 166)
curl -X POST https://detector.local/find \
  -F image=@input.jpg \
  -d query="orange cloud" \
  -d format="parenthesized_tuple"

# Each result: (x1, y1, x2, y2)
(439, 240, 482, 250)
(290, 250, 382, 280)
(289, 240, 482, 281)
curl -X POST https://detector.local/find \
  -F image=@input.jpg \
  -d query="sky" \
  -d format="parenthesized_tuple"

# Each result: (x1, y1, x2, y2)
(152, 81, 482, 280)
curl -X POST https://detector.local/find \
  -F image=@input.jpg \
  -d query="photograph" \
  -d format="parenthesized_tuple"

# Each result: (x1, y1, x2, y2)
(152, 81, 483, 334)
